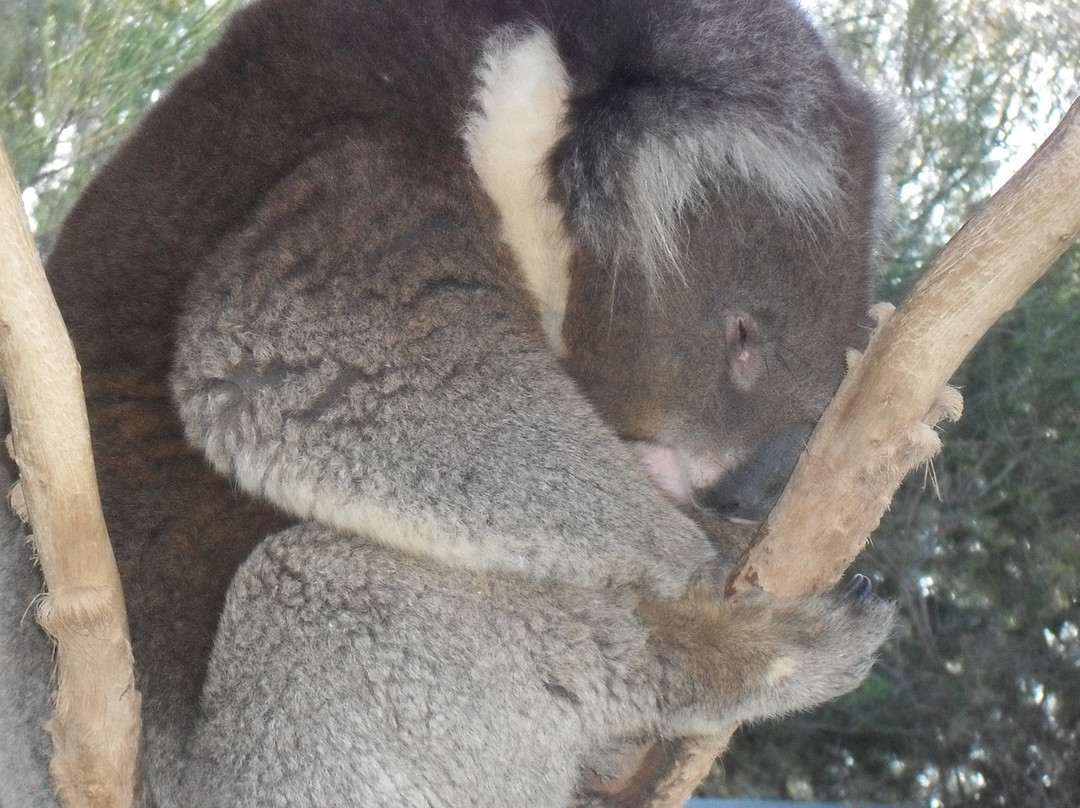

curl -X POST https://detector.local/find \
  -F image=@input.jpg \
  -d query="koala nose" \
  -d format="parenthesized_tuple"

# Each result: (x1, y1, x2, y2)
(695, 420, 814, 523)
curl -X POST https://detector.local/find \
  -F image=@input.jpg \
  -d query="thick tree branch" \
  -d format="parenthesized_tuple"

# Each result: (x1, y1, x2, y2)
(0, 137, 140, 808)
(640, 94, 1080, 806)
(732, 95, 1080, 597)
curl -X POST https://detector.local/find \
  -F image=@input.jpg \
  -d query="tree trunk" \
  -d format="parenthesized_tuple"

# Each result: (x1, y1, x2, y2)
(638, 95, 1080, 807)
(0, 137, 141, 808)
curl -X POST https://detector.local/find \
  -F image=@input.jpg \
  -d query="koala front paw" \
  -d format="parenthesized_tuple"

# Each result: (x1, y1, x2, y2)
(639, 576, 894, 730)
(753, 575, 895, 718)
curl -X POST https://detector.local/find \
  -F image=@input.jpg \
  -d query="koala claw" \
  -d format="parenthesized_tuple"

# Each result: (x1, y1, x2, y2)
(844, 572, 874, 602)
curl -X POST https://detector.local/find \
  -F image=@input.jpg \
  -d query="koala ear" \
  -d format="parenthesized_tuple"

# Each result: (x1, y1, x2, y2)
(550, 79, 844, 289)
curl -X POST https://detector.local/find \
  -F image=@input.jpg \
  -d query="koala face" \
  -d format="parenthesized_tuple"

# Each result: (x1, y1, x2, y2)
(563, 183, 876, 524)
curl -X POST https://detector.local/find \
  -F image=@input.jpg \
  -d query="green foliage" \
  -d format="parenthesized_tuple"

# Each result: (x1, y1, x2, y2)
(824, 0, 1079, 298)
(869, 249, 1080, 806)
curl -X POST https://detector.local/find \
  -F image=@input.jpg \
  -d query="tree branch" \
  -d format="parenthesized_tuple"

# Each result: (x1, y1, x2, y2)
(640, 94, 1080, 807)
(0, 136, 141, 808)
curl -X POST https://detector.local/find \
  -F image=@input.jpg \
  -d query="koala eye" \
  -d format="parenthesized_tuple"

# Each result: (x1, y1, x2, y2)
(737, 318, 749, 346)
(726, 311, 763, 391)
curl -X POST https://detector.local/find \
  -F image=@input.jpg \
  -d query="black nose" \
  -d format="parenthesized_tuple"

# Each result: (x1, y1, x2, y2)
(695, 420, 813, 523)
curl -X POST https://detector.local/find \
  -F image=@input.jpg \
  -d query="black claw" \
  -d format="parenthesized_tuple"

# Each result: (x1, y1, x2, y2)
(845, 573, 873, 602)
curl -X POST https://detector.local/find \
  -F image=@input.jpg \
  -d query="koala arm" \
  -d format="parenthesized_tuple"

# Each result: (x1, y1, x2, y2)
(182, 524, 894, 807)
(171, 137, 716, 596)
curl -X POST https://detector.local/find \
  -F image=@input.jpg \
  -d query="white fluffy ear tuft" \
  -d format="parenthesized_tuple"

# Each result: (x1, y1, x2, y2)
(552, 88, 846, 291)
(463, 27, 574, 355)
(630, 112, 843, 270)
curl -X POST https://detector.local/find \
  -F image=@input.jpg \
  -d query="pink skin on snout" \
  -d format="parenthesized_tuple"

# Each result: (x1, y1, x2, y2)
(630, 442, 739, 507)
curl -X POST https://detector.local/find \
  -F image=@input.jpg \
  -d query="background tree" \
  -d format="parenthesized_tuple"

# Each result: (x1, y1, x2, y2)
(2, 1, 1078, 806)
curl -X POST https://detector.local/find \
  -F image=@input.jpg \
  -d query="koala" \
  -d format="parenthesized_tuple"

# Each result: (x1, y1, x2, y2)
(0, 0, 894, 806)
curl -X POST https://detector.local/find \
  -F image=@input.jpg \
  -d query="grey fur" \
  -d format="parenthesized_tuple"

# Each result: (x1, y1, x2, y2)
(550, 0, 882, 284)
(0, 460, 56, 808)
(0, 0, 894, 805)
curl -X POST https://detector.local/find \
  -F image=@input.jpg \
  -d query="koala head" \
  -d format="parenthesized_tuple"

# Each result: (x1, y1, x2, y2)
(468, 14, 886, 527)
(543, 0, 888, 527)
(561, 180, 876, 525)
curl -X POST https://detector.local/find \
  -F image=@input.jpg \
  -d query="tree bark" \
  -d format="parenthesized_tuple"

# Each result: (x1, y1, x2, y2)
(0, 137, 141, 807)
(639, 94, 1080, 807)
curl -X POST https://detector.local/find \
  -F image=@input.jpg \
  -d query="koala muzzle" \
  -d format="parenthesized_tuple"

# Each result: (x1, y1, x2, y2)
(695, 420, 815, 523)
